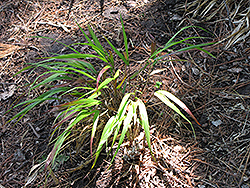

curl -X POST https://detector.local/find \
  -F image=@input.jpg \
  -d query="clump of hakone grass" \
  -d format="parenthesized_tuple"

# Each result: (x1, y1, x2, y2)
(6, 15, 215, 185)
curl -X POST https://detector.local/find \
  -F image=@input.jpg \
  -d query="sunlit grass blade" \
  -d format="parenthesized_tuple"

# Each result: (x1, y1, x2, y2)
(156, 90, 201, 126)
(90, 111, 100, 157)
(117, 93, 131, 118)
(110, 102, 134, 167)
(25, 162, 45, 186)
(92, 116, 117, 168)
(109, 94, 131, 151)
(138, 99, 155, 159)
(109, 117, 125, 157)
(154, 91, 196, 138)
(116, 75, 127, 89)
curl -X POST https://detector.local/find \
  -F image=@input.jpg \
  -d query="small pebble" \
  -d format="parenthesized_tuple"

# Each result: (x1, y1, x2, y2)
(212, 120, 222, 127)
(198, 185, 206, 188)
(192, 67, 199, 75)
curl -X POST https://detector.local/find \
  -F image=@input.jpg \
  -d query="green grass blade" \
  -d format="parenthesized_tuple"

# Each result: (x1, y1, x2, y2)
(88, 25, 107, 56)
(61, 67, 96, 81)
(109, 94, 131, 153)
(71, 42, 107, 60)
(95, 70, 120, 93)
(45, 131, 70, 170)
(50, 109, 87, 139)
(90, 110, 100, 157)
(155, 42, 216, 61)
(180, 43, 215, 58)
(110, 102, 134, 167)
(110, 117, 125, 156)
(138, 99, 155, 159)
(92, 116, 117, 168)
(154, 91, 196, 138)
(60, 98, 100, 108)
(104, 36, 129, 65)
(31, 73, 72, 90)
(52, 109, 79, 130)
(8, 87, 70, 123)
(150, 36, 207, 59)
(75, 22, 109, 59)
(165, 25, 213, 47)
(75, 21, 94, 45)
(120, 14, 129, 64)
(61, 60, 97, 75)
(117, 93, 131, 118)
(13, 65, 34, 77)
(64, 110, 95, 133)
(49, 53, 108, 63)
(156, 90, 201, 126)
(174, 42, 215, 57)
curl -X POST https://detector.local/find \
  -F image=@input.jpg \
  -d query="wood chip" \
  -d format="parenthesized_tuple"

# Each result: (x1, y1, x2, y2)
(0, 43, 20, 59)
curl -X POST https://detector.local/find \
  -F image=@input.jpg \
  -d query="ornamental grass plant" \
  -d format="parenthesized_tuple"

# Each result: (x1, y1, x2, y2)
(6, 15, 215, 186)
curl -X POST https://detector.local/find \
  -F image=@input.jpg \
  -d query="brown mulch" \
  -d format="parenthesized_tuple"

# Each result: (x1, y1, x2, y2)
(0, 0, 250, 187)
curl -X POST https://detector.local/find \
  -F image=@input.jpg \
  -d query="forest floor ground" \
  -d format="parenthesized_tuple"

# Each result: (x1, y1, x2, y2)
(0, 0, 250, 187)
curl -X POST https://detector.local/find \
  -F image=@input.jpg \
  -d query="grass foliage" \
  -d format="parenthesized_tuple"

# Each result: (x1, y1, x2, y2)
(7, 15, 215, 185)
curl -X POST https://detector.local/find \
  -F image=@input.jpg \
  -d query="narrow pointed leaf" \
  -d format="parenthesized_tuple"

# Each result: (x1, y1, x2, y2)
(120, 14, 129, 64)
(104, 36, 129, 65)
(154, 91, 196, 138)
(110, 103, 134, 166)
(95, 70, 120, 92)
(90, 111, 100, 157)
(45, 131, 70, 170)
(138, 99, 154, 157)
(96, 66, 110, 89)
(92, 116, 117, 168)
(156, 90, 201, 126)
(88, 25, 106, 57)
